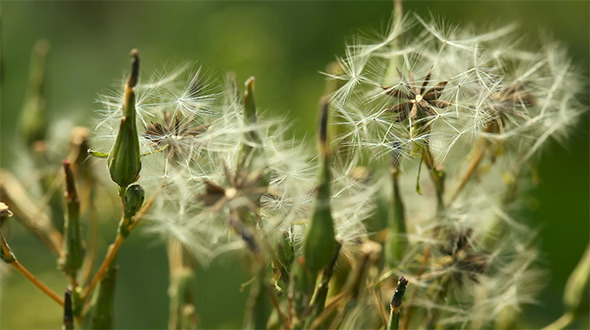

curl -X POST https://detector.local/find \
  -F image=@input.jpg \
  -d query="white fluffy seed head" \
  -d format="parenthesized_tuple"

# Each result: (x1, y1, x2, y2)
(324, 13, 585, 328)
(329, 14, 584, 169)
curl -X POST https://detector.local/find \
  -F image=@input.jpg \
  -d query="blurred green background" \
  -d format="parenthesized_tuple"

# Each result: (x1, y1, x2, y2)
(1, 1, 588, 329)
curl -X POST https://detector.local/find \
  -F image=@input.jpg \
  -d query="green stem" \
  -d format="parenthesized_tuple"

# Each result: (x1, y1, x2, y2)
(82, 187, 159, 301)
(82, 263, 119, 329)
(394, 0, 403, 21)
(388, 276, 408, 330)
(387, 308, 400, 330)
(244, 267, 271, 330)
(447, 139, 487, 206)
(542, 312, 574, 330)
(168, 238, 198, 330)
(304, 244, 341, 329)
(386, 165, 406, 267)
(1, 235, 64, 306)
(422, 148, 445, 212)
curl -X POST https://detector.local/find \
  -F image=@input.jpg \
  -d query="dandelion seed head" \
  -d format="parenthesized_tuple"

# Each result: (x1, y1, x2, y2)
(330, 14, 584, 169)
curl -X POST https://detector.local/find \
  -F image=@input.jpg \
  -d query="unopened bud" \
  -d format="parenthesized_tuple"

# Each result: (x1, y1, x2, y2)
(391, 276, 408, 311)
(239, 77, 269, 190)
(277, 231, 295, 272)
(108, 50, 142, 188)
(303, 100, 338, 275)
(63, 290, 74, 330)
(123, 184, 145, 218)
(243, 77, 257, 124)
(20, 39, 49, 147)
(59, 160, 85, 276)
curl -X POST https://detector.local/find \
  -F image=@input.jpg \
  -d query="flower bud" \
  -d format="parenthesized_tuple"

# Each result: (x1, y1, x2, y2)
(108, 50, 142, 188)
(239, 77, 269, 190)
(20, 39, 49, 147)
(123, 184, 145, 219)
(59, 160, 85, 277)
(276, 230, 295, 284)
(390, 276, 408, 311)
(243, 77, 258, 126)
(388, 276, 409, 330)
(63, 290, 74, 330)
(303, 99, 339, 275)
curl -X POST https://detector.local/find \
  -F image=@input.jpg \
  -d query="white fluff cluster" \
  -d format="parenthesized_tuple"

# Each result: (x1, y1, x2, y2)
(329, 14, 584, 168)
(90, 12, 584, 328)
(93, 64, 378, 264)
(325, 14, 584, 329)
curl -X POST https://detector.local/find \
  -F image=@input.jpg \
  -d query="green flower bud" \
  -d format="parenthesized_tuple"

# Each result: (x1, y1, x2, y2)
(243, 77, 258, 126)
(275, 230, 295, 285)
(239, 77, 269, 190)
(303, 99, 339, 275)
(108, 50, 141, 188)
(59, 160, 85, 277)
(123, 184, 145, 219)
(20, 39, 49, 147)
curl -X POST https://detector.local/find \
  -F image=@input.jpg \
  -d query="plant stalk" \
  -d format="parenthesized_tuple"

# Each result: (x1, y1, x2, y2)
(542, 312, 574, 330)
(447, 140, 487, 206)
(1, 235, 64, 305)
(82, 187, 159, 300)
(0, 170, 63, 254)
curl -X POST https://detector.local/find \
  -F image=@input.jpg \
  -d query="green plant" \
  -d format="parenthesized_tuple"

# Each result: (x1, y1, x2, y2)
(1, 3, 587, 329)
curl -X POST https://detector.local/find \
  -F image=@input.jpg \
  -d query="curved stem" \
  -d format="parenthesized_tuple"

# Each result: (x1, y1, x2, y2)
(447, 142, 486, 206)
(542, 312, 574, 330)
(82, 234, 124, 301)
(82, 186, 160, 300)
(400, 245, 431, 330)
(422, 148, 445, 210)
(12, 259, 64, 306)
(0, 170, 63, 254)
(394, 0, 403, 21)
(1, 234, 64, 305)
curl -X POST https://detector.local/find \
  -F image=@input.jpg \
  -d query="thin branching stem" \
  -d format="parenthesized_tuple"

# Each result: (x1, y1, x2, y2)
(82, 186, 160, 300)
(422, 147, 445, 210)
(0, 170, 63, 254)
(265, 280, 290, 328)
(387, 308, 400, 330)
(394, 0, 403, 21)
(1, 236, 64, 306)
(447, 140, 487, 206)
(542, 312, 574, 330)
(82, 232, 124, 301)
(400, 245, 431, 330)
